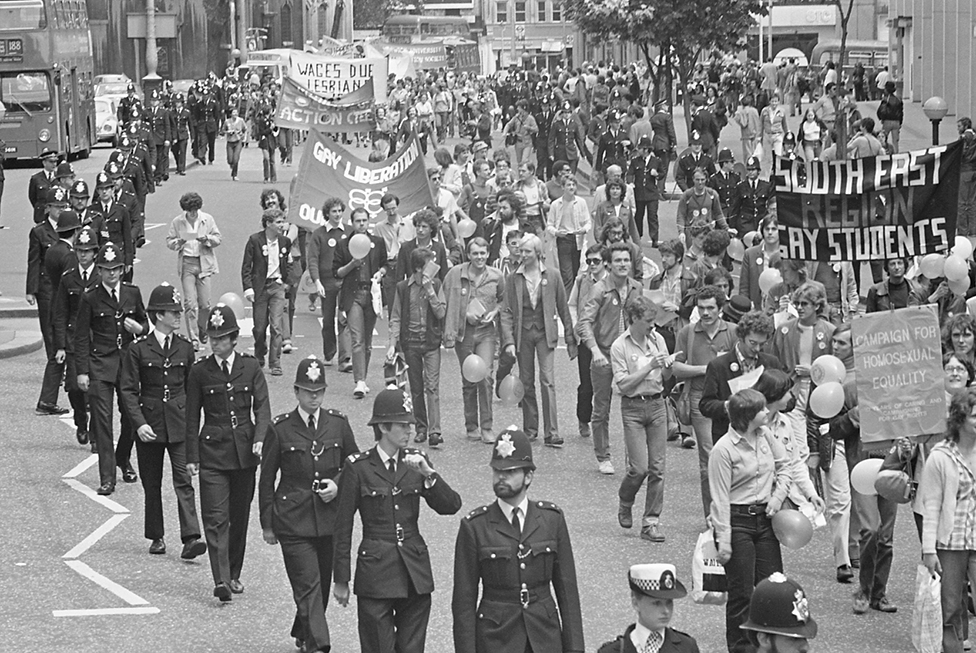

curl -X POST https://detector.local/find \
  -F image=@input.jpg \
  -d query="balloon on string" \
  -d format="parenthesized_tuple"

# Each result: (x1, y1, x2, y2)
(217, 292, 246, 318)
(758, 268, 783, 294)
(851, 458, 885, 496)
(457, 219, 477, 239)
(771, 509, 814, 550)
(949, 275, 971, 296)
(919, 253, 946, 279)
(810, 355, 846, 386)
(944, 255, 969, 282)
(498, 375, 525, 406)
(727, 238, 745, 261)
(953, 236, 974, 261)
(349, 234, 372, 259)
(462, 354, 489, 383)
(809, 381, 845, 418)
(742, 231, 759, 248)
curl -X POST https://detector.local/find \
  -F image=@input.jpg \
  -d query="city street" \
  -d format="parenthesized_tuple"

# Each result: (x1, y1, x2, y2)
(0, 104, 951, 651)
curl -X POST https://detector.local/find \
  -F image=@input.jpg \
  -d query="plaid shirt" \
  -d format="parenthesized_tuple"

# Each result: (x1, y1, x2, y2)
(940, 442, 976, 551)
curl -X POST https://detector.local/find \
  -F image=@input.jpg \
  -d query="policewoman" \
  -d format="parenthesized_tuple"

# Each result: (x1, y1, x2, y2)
(119, 283, 206, 560)
(740, 573, 818, 653)
(332, 388, 462, 653)
(185, 304, 271, 601)
(260, 356, 359, 653)
(452, 427, 584, 653)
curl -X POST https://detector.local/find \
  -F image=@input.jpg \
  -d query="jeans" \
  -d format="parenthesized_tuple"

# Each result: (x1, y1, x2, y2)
(938, 549, 976, 653)
(318, 277, 349, 364)
(455, 323, 495, 435)
(556, 235, 580, 293)
(226, 139, 243, 177)
(589, 357, 614, 462)
(724, 512, 783, 653)
(635, 199, 660, 242)
(517, 325, 558, 440)
(180, 256, 211, 344)
(253, 279, 286, 368)
(959, 171, 976, 238)
(404, 345, 441, 437)
(852, 487, 897, 602)
(881, 120, 901, 153)
(689, 387, 713, 517)
(576, 345, 593, 425)
(261, 146, 277, 182)
(822, 442, 852, 568)
(618, 396, 667, 525)
(347, 290, 376, 383)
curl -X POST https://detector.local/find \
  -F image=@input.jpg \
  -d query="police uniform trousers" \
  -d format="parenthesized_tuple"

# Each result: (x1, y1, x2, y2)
(135, 438, 200, 542)
(154, 144, 170, 182)
(199, 466, 255, 585)
(37, 282, 65, 407)
(357, 581, 432, 653)
(173, 138, 188, 174)
(89, 378, 135, 485)
(279, 534, 334, 651)
(64, 354, 89, 433)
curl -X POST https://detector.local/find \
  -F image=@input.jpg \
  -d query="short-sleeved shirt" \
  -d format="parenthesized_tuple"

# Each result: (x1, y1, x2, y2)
(676, 320, 738, 394)
(610, 328, 669, 397)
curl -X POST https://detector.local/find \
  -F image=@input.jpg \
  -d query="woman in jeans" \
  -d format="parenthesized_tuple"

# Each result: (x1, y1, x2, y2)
(921, 388, 976, 653)
(223, 107, 246, 181)
(165, 192, 221, 350)
(709, 388, 791, 653)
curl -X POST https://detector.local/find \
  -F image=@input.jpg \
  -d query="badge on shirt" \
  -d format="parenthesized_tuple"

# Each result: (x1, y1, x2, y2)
(730, 362, 739, 372)
(612, 297, 618, 305)
(701, 207, 709, 216)
(328, 238, 336, 247)
(757, 258, 764, 266)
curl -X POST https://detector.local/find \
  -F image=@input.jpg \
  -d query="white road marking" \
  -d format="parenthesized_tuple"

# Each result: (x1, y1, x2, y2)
(62, 455, 98, 479)
(61, 560, 151, 606)
(53, 607, 160, 617)
(62, 478, 130, 514)
(63, 514, 128, 559)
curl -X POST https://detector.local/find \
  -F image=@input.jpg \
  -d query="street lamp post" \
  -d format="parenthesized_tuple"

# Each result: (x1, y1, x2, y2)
(923, 96, 949, 145)
(143, 0, 161, 94)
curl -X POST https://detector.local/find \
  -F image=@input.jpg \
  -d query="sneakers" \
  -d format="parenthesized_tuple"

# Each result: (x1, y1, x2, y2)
(579, 422, 591, 438)
(282, 340, 294, 354)
(598, 460, 615, 475)
(481, 429, 496, 444)
(354, 381, 369, 398)
(270, 367, 283, 376)
(640, 524, 666, 543)
(870, 597, 897, 613)
(681, 434, 696, 449)
(544, 435, 564, 448)
(618, 502, 633, 529)
(853, 590, 869, 614)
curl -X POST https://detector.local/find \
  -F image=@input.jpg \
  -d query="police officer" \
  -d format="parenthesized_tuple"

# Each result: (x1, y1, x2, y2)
(740, 573, 818, 653)
(45, 208, 81, 298)
(29, 186, 71, 415)
(729, 156, 774, 236)
(260, 356, 359, 653)
(117, 133, 151, 247)
(147, 90, 175, 184)
(53, 225, 100, 447)
(708, 148, 741, 216)
(452, 427, 584, 653)
(185, 304, 270, 602)
(597, 564, 700, 653)
(126, 110, 157, 188)
(333, 388, 462, 653)
(627, 135, 666, 244)
(117, 82, 142, 126)
(69, 180, 94, 226)
(676, 131, 716, 192)
(89, 171, 133, 280)
(172, 94, 191, 176)
(28, 147, 58, 224)
(74, 242, 148, 495)
(120, 283, 207, 559)
(54, 162, 76, 191)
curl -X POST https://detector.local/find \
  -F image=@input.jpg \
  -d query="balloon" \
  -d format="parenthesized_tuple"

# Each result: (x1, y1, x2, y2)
(944, 255, 968, 282)
(810, 355, 846, 386)
(498, 375, 525, 406)
(809, 381, 845, 419)
(217, 292, 246, 319)
(462, 354, 488, 383)
(758, 268, 783, 294)
(457, 218, 477, 239)
(919, 253, 946, 279)
(954, 236, 974, 261)
(727, 238, 745, 261)
(771, 509, 814, 550)
(742, 231, 759, 248)
(950, 275, 972, 296)
(851, 458, 885, 496)
(349, 233, 372, 259)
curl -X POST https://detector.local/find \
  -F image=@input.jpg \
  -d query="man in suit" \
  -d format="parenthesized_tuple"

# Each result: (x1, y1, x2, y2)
(707, 148, 741, 216)
(28, 186, 71, 415)
(333, 388, 462, 653)
(676, 132, 716, 192)
(596, 564, 700, 653)
(548, 102, 591, 174)
(89, 171, 134, 280)
(53, 225, 99, 446)
(147, 91, 175, 184)
(333, 207, 388, 398)
(28, 147, 58, 223)
(650, 101, 677, 195)
(627, 135, 666, 245)
(120, 283, 206, 559)
(699, 310, 783, 442)
(171, 93, 191, 175)
(241, 208, 292, 376)
(260, 356, 359, 653)
(307, 197, 352, 371)
(453, 427, 584, 653)
(185, 304, 270, 601)
(729, 156, 774, 235)
(74, 242, 148, 494)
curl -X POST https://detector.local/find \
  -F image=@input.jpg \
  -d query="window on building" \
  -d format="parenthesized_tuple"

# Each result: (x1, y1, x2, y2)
(515, 1, 526, 22)
(497, 1, 507, 22)
(552, 0, 562, 21)
(537, 0, 547, 21)
(280, 3, 292, 45)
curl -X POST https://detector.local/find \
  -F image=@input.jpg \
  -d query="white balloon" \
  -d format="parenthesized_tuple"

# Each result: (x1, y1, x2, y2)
(954, 236, 974, 261)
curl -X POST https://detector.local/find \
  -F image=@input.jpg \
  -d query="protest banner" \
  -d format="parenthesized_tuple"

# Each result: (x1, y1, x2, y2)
(372, 41, 449, 70)
(774, 142, 962, 262)
(275, 77, 375, 133)
(289, 131, 433, 227)
(852, 304, 946, 445)
(289, 51, 388, 103)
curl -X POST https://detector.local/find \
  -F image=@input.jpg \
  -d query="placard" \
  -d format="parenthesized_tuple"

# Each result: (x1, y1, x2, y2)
(288, 51, 388, 103)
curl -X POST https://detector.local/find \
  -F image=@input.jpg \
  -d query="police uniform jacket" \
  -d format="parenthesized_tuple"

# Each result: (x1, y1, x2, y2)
(117, 96, 142, 125)
(333, 447, 462, 598)
(44, 240, 74, 298)
(547, 116, 588, 163)
(53, 263, 98, 352)
(173, 107, 191, 140)
(729, 179, 774, 234)
(452, 500, 585, 653)
(120, 332, 195, 443)
(595, 128, 629, 174)
(241, 232, 292, 294)
(650, 111, 677, 155)
(532, 107, 555, 146)
(627, 153, 665, 202)
(129, 145, 155, 194)
(707, 170, 741, 212)
(596, 625, 700, 653)
(149, 105, 175, 144)
(676, 153, 716, 191)
(28, 171, 53, 223)
(259, 408, 359, 538)
(73, 282, 148, 382)
(333, 233, 388, 313)
(185, 353, 270, 470)
(88, 200, 133, 267)
(26, 219, 59, 295)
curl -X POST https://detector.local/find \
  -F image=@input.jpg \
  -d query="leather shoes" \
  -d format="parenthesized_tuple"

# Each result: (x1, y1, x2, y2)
(149, 538, 166, 554)
(96, 483, 114, 496)
(837, 564, 854, 583)
(120, 465, 138, 483)
(618, 502, 633, 529)
(641, 524, 666, 543)
(229, 579, 244, 594)
(180, 538, 207, 560)
(90, 440, 98, 454)
(76, 429, 89, 445)
(870, 597, 898, 613)
(36, 402, 70, 416)
(213, 582, 232, 602)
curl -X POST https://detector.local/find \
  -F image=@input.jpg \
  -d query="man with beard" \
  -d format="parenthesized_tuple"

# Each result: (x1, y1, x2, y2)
(452, 427, 584, 653)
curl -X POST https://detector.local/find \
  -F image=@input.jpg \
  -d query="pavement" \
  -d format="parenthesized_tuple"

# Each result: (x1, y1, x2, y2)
(0, 110, 948, 651)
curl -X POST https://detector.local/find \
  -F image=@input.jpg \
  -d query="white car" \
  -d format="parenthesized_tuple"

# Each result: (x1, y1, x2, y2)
(95, 97, 119, 145)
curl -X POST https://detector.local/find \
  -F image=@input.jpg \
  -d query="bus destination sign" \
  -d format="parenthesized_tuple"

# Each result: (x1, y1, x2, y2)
(0, 39, 24, 63)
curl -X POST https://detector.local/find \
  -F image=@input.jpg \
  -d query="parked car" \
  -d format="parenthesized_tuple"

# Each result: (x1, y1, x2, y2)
(93, 74, 131, 86)
(95, 97, 119, 145)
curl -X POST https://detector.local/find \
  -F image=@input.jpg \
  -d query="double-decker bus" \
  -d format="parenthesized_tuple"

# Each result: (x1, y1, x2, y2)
(0, 0, 95, 160)
(382, 15, 472, 44)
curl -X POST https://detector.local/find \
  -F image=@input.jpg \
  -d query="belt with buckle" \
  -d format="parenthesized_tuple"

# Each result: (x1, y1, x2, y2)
(624, 393, 662, 401)
(482, 585, 551, 607)
(143, 387, 183, 401)
(730, 503, 768, 516)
